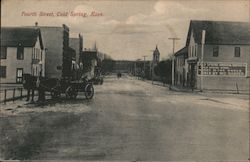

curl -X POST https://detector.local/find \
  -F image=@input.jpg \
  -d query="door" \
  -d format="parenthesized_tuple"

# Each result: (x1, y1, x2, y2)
(16, 68, 23, 83)
(190, 64, 197, 88)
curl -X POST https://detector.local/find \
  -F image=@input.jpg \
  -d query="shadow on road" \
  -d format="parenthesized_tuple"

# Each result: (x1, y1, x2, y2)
(26, 97, 94, 108)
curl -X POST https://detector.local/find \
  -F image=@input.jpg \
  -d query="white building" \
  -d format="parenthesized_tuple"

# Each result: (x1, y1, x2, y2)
(0, 27, 45, 84)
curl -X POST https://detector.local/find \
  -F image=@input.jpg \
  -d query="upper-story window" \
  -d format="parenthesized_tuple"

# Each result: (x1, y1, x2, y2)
(213, 46, 219, 57)
(234, 47, 240, 57)
(40, 50, 43, 60)
(192, 46, 194, 57)
(194, 44, 197, 56)
(0, 66, 6, 78)
(17, 46, 24, 60)
(189, 46, 191, 57)
(0, 46, 7, 59)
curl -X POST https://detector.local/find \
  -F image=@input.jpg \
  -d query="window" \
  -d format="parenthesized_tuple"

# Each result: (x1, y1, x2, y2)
(37, 49, 40, 59)
(0, 46, 7, 59)
(17, 46, 24, 60)
(0, 66, 6, 78)
(213, 46, 219, 57)
(40, 50, 43, 60)
(16, 68, 23, 83)
(192, 46, 194, 57)
(35, 66, 38, 76)
(188, 46, 192, 57)
(32, 48, 35, 59)
(194, 44, 197, 56)
(235, 47, 240, 57)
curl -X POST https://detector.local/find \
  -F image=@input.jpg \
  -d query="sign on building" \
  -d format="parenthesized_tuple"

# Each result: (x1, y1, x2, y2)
(198, 62, 247, 77)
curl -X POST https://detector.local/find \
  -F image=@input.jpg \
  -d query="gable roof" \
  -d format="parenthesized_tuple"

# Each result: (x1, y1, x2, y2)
(1, 27, 44, 49)
(174, 46, 188, 57)
(186, 20, 250, 45)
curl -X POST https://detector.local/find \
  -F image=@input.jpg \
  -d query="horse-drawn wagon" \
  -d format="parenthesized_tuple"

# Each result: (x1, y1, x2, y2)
(23, 74, 94, 101)
(49, 77, 94, 99)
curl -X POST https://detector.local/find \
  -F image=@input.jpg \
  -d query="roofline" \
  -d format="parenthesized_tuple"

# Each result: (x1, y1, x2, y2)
(189, 19, 249, 24)
(200, 43, 250, 45)
(1, 27, 44, 49)
(174, 47, 187, 56)
(185, 20, 250, 46)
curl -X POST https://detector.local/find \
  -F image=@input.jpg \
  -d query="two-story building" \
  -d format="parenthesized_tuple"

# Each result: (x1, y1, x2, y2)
(0, 27, 45, 84)
(185, 20, 250, 92)
(39, 24, 72, 79)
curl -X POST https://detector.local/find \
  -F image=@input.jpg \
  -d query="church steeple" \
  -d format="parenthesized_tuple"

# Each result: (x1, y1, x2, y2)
(153, 45, 160, 63)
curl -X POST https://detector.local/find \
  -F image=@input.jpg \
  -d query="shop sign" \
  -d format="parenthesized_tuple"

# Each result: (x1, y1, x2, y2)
(198, 62, 247, 77)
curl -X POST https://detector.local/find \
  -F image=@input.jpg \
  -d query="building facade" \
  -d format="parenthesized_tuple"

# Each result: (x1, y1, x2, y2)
(80, 50, 99, 79)
(69, 34, 83, 64)
(40, 24, 71, 79)
(113, 60, 134, 73)
(185, 20, 250, 92)
(174, 47, 188, 87)
(0, 27, 45, 84)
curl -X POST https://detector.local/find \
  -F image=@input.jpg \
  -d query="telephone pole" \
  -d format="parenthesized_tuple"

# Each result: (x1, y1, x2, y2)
(142, 55, 148, 79)
(168, 37, 180, 86)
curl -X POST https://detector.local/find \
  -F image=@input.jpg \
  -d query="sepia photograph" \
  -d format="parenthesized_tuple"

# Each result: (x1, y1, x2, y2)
(0, 0, 250, 161)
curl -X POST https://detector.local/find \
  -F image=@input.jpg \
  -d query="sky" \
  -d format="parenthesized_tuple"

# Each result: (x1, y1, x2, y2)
(1, 0, 250, 60)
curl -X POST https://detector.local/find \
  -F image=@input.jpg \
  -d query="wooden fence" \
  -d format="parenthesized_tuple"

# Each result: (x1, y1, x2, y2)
(0, 88, 28, 104)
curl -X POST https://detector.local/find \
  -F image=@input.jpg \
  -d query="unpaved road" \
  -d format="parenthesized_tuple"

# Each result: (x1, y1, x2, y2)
(0, 75, 249, 161)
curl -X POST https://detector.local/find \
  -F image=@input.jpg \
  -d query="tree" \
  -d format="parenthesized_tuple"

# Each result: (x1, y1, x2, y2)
(154, 59, 172, 84)
(101, 58, 115, 74)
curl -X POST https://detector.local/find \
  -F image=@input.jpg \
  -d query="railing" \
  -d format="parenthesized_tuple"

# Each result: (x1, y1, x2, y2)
(0, 88, 28, 104)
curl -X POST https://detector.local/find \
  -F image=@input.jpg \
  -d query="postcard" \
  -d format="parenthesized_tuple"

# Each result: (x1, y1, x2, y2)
(0, 0, 249, 161)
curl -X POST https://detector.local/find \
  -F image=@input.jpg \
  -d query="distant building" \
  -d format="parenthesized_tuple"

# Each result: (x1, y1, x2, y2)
(39, 24, 72, 79)
(0, 27, 45, 84)
(184, 20, 250, 92)
(152, 45, 160, 63)
(80, 49, 100, 79)
(69, 34, 83, 64)
(134, 60, 151, 79)
(113, 60, 134, 73)
(151, 45, 160, 80)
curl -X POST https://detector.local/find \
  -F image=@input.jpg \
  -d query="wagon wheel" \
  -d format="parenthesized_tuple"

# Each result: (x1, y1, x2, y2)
(85, 84, 94, 99)
(51, 90, 61, 99)
(65, 86, 78, 99)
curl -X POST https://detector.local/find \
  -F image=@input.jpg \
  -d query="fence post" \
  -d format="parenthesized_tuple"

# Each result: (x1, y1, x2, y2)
(20, 88, 23, 99)
(236, 83, 239, 94)
(4, 89, 7, 104)
(13, 88, 15, 102)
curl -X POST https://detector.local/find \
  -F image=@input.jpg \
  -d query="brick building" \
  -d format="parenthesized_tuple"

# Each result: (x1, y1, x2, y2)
(0, 27, 45, 84)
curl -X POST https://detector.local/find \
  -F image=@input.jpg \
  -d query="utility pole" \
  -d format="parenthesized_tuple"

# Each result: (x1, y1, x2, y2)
(142, 55, 147, 79)
(149, 49, 155, 84)
(200, 30, 206, 91)
(168, 37, 180, 86)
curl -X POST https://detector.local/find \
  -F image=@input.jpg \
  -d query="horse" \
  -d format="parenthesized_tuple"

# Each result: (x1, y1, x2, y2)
(23, 74, 61, 102)
(117, 72, 122, 79)
(22, 74, 38, 102)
